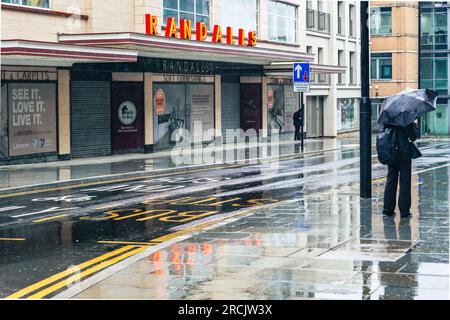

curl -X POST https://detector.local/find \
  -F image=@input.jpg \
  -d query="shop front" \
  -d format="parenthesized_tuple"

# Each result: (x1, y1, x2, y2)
(0, 67, 58, 164)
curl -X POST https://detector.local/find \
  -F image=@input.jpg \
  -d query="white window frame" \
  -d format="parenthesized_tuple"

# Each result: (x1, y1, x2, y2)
(162, 0, 211, 29)
(268, 0, 298, 44)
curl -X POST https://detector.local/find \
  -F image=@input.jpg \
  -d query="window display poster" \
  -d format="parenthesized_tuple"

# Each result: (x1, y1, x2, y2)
(267, 85, 284, 133)
(337, 98, 357, 131)
(188, 84, 214, 142)
(283, 85, 298, 133)
(1, 84, 8, 157)
(153, 83, 186, 148)
(8, 83, 57, 157)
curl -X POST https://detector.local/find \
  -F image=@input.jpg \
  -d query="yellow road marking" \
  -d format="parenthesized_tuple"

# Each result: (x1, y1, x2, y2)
(6, 245, 136, 299)
(97, 241, 157, 246)
(27, 246, 148, 299)
(0, 237, 26, 241)
(32, 215, 67, 223)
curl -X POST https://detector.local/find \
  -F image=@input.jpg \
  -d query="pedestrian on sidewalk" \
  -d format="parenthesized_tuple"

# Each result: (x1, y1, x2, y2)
(293, 109, 301, 141)
(381, 121, 419, 218)
(376, 88, 437, 218)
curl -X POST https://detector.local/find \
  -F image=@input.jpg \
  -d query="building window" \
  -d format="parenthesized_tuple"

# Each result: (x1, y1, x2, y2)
(338, 50, 345, 84)
(337, 1, 344, 35)
(268, 0, 297, 43)
(421, 9, 448, 48)
(1, 0, 49, 8)
(421, 53, 448, 91)
(349, 4, 355, 37)
(163, 0, 210, 29)
(216, 0, 258, 36)
(371, 7, 392, 35)
(371, 53, 392, 80)
(349, 51, 355, 84)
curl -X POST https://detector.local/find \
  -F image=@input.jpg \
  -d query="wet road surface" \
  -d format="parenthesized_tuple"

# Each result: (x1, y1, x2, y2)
(1, 140, 449, 299)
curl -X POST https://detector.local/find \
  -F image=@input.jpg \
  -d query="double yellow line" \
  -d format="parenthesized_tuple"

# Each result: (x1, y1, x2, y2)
(6, 245, 147, 299)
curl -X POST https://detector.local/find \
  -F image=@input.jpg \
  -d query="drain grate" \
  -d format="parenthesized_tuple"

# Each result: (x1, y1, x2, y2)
(317, 238, 419, 262)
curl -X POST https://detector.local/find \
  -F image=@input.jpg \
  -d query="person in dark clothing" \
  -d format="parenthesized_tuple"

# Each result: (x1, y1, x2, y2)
(383, 122, 419, 218)
(293, 109, 302, 141)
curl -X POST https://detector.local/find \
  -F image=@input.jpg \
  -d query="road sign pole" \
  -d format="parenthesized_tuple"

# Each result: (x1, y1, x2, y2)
(301, 92, 304, 152)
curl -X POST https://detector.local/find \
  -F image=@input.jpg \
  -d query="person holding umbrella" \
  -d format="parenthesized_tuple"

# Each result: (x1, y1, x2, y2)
(377, 88, 437, 218)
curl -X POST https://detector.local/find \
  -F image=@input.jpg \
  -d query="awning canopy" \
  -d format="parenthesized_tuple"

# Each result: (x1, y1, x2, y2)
(58, 32, 315, 65)
(264, 62, 347, 76)
(1, 40, 138, 67)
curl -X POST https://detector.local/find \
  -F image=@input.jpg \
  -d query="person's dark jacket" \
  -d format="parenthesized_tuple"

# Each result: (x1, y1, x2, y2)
(293, 110, 301, 127)
(387, 123, 419, 157)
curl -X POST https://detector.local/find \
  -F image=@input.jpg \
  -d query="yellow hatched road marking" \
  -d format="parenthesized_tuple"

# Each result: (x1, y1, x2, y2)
(0, 237, 26, 241)
(32, 215, 67, 223)
(6, 245, 136, 299)
(27, 246, 148, 299)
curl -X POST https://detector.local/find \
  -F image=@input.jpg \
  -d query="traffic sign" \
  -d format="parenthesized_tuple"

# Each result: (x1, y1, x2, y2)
(293, 62, 310, 93)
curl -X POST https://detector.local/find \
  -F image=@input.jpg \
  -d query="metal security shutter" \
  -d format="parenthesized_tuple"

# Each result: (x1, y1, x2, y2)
(71, 81, 111, 158)
(221, 83, 240, 143)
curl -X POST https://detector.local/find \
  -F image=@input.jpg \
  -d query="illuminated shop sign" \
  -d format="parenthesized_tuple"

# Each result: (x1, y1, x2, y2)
(145, 14, 257, 47)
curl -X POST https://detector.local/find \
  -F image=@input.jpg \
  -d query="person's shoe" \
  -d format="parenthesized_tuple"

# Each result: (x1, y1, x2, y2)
(400, 212, 412, 218)
(383, 212, 395, 217)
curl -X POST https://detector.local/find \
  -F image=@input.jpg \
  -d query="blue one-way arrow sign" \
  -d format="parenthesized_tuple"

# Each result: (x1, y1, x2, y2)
(293, 62, 310, 92)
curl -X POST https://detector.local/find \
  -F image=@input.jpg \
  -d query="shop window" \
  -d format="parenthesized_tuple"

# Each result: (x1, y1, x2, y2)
(267, 84, 299, 135)
(215, 0, 258, 36)
(163, 0, 210, 29)
(337, 98, 358, 132)
(371, 53, 392, 80)
(370, 7, 392, 35)
(153, 83, 214, 150)
(0, 83, 57, 158)
(268, 0, 297, 43)
(1, 0, 50, 8)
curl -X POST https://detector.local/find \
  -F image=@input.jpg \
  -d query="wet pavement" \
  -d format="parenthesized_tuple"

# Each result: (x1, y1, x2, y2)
(0, 138, 449, 300)
(0, 138, 342, 190)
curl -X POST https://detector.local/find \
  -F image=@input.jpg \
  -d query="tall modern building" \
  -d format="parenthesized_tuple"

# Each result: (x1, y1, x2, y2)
(1, 0, 355, 165)
(420, 1, 449, 135)
(370, 1, 419, 129)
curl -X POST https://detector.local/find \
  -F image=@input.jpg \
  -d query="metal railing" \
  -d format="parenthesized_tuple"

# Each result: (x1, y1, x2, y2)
(307, 9, 330, 34)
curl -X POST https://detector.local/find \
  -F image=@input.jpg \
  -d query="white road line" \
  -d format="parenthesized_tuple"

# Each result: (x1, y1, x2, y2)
(0, 206, 27, 213)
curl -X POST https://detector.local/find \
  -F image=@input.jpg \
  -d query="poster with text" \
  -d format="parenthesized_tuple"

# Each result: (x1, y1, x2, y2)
(8, 83, 57, 156)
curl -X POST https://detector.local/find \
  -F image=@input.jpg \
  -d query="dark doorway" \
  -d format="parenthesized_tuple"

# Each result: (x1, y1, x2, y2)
(111, 82, 144, 153)
(240, 83, 262, 133)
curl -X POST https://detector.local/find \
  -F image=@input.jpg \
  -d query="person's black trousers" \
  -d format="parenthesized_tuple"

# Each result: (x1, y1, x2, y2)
(383, 156, 412, 216)
(294, 126, 300, 141)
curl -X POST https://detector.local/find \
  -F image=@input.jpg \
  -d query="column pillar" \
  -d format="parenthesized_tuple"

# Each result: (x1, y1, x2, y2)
(144, 73, 154, 153)
(58, 69, 71, 160)
(215, 74, 222, 138)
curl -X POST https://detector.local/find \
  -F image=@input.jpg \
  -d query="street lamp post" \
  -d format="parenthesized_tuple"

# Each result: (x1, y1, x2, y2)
(360, 1, 372, 198)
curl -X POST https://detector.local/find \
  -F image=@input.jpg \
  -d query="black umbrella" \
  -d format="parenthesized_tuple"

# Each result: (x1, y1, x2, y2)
(377, 88, 437, 127)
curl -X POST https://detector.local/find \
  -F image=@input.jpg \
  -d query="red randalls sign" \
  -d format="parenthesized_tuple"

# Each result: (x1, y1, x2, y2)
(145, 14, 257, 47)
